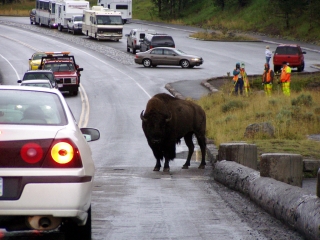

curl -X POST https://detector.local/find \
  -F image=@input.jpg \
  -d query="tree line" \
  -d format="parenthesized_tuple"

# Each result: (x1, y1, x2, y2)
(152, 0, 320, 29)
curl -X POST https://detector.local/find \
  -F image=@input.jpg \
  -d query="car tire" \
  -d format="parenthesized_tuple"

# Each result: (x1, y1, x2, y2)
(180, 59, 190, 68)
(61, 206, 91, 240)
(298, 62, 305, 72)
(274, 65, 281, 73)
(72, 89, 78, 96)
(143, 59, 152, 68)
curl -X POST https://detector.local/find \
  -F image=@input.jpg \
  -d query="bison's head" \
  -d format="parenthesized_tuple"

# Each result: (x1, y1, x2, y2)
(140, 110, 172, 144)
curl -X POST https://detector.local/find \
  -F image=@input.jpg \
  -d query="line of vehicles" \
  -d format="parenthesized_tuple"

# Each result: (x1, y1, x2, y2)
(30, 0, 131, 41)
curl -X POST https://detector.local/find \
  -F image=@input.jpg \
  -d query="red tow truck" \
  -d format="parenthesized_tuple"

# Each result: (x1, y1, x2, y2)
(39, 52, 83, 96)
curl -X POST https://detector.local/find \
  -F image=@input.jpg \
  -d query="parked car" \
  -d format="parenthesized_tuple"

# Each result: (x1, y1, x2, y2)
(67, 15, 83, 35)
(134, 47, 203, 68)
(273, 44, 306, 72)
(19, 70, 57, 88)
(0, 85, 100, 239)
(139, 33, 175, 52)
(20, 79, 54, 89)
(28, 52, 47, 70)
(125, 29, 156, 54)
(30, 8, 36, 25)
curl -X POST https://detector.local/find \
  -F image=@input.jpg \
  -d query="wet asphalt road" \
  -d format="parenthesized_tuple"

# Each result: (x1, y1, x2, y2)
(0, 17, 314, 239)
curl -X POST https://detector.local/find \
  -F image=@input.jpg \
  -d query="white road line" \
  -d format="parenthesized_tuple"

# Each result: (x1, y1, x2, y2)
(0, 53, 20, 80)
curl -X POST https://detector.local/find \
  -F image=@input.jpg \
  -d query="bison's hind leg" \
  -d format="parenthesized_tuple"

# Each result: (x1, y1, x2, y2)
(182, 132, 194, 169)
(195, 134, 206, 169)
(163, 157, 170, 172)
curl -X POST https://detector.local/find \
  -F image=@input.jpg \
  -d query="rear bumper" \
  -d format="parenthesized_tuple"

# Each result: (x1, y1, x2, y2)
(0, 181, 93, 220)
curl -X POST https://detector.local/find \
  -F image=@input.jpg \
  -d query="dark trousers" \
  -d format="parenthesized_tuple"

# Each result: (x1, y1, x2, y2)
(235, 78, 244, 95)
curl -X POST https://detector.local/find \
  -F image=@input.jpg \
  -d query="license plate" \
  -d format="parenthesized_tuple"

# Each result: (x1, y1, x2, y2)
(58, 84, 63, 88)
(0, 177, 2, 196)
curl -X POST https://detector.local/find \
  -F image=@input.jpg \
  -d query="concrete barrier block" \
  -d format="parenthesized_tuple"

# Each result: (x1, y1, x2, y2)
(260, 153, 303, 187)
(213, 160, 320, 240)
(218, 142, 257, 170)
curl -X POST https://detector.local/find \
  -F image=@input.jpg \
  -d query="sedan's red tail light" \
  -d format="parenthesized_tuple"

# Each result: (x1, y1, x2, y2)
(21, 143, 43, 164)
(51, 142, 74, 164)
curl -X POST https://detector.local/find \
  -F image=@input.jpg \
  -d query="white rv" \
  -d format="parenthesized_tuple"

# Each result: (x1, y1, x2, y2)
(82, 6, 123, 41)
(97, 0, 131, 23)
(55, 0, 90, 31)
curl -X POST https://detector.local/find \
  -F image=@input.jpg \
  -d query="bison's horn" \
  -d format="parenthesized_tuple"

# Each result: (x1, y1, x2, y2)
(140, 110, 147, 122)
(166, 112, 172, 122)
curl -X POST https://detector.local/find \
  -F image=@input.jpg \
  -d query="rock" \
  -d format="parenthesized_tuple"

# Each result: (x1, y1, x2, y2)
(244, 122, 275, 138)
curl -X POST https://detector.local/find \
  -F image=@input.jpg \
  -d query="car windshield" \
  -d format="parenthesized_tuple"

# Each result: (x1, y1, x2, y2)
(96, 15, 123, 25)
(74, 16, 82, 21)
(0, 89, 67, 125)
(43, 63, 75, 72)
(33, 53, 46, 60)
(152, 36, 174, 44)
(23, 72, 54, 81)
(174, 49, 185, 55)
(275, 46, 299, 55)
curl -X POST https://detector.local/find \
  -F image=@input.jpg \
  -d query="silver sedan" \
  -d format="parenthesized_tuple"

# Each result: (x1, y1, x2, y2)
(134, 47, 203, 68)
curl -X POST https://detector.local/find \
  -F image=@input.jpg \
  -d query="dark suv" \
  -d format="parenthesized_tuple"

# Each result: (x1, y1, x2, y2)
(273, 44, 306, 72)
(139, 33, 175, 52)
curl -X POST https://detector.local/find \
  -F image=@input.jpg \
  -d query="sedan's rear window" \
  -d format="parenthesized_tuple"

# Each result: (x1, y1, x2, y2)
(0, 90, 67, 125)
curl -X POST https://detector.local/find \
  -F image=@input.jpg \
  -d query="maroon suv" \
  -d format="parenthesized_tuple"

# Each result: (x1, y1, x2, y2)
(273, 44, 306, 73)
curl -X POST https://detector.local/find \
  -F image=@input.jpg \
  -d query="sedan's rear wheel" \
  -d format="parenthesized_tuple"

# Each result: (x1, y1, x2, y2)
(180, 59, 190, 68)
(143, 59, 152, 68)
(61, 206, 91, 240)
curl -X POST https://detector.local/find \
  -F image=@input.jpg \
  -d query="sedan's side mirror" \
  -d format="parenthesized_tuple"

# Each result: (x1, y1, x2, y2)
(302, 51, 306, 54)
(80, 128, 100, 142)
(17, 80, 22, 83)
(77, 68, 84, 72)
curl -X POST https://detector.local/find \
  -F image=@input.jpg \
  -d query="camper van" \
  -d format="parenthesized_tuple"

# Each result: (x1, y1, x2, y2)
(97, 0, 131, 23)
(82, 6, 123, 41)
(55, 0, 90, 31)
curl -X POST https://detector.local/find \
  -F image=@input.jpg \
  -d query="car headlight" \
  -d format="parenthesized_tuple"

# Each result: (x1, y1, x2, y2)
(191, 58, 201, 61)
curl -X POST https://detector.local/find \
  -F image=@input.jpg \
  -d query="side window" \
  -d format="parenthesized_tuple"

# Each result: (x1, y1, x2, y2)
(163, 49, 174, 55)
(151, 49, 163, 55)
(140, 33, 145, 39)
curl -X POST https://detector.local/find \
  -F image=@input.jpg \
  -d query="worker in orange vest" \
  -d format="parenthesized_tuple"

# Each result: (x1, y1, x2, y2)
(233, 62, 244, 95)
(280, 61, 291, 96)
(262, 63, 274, 96)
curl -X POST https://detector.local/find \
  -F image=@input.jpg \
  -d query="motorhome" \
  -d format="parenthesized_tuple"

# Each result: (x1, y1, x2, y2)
(97, 0, 131, 23)
(82, 6, 123, 41)
(35, 0, 57, 28)
(55, 0, 90, 31)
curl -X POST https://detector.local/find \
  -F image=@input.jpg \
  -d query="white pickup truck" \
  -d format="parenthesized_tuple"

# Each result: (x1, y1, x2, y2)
(125, 29, 155, 54)
(67, 15, 83, 35)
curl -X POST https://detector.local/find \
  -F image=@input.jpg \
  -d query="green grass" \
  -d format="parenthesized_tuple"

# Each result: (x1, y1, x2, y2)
(195, 73, 320, 160)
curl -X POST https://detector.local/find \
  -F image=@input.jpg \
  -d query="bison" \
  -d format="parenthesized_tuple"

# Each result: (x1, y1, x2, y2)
(140, 93, 206, 172)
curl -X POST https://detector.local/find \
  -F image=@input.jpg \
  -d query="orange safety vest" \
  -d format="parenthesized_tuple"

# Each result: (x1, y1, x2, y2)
(263, 69, 272, 83)
(280, 66, 291, 83)
(233, 69, 245, 82)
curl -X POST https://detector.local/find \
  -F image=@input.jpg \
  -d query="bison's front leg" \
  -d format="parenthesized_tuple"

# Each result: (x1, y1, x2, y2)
(163, 158, 170, 172)
(153, 159, 161, 171)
